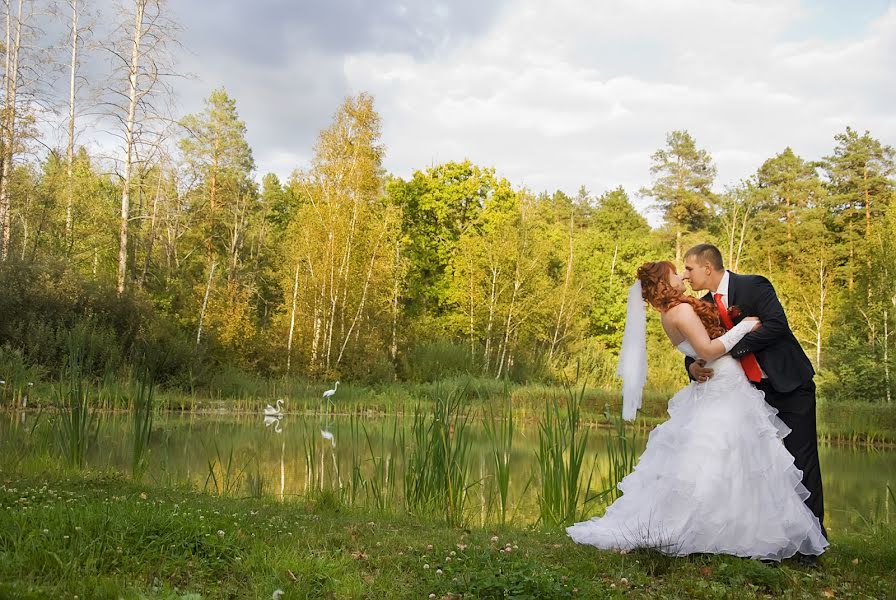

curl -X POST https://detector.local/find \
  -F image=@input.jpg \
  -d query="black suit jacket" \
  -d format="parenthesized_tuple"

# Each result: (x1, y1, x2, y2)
(685, 271, 814, 394)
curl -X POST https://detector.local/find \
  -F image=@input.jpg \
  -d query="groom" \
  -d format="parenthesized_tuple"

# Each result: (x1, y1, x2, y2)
(681, 244, 826, 546)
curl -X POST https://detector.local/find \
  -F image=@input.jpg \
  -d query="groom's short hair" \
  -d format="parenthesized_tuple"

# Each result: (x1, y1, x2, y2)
(684, 244, 724, 271)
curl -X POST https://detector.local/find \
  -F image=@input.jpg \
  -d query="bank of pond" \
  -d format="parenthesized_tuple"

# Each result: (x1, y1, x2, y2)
(1, 382, 894, 599)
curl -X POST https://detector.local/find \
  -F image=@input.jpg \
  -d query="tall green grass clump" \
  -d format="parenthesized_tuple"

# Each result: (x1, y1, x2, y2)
(0, 345, 44, 408)
(404, 384, 474, 527)
(347, 416, 399, 512)
(54, 332, 98, 469)
(535, 374, 594, 527)
(245, 457, 268, 498)
(130, 374, 155, 479)
(594, 407, 640, 506)
(204, 442, 248, 497)
(483, 389, 516, 524)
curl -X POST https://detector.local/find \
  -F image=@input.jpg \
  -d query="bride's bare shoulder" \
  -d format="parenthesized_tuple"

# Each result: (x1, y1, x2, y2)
(665, 302, 695, 322)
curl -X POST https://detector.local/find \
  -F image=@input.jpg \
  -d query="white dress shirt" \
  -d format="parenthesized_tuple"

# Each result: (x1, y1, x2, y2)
(712, 270, 767, 378)
(712, 270, 731, 308)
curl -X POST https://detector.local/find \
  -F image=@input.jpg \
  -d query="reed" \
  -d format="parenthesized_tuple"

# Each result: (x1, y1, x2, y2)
(593, 407, 639, 506)
(404, 384, 474, 527)
(245, 458, 268, 498)
(130, 375, 155, 479)
(358, 417, 399, 512)
(0, 346, 43, 408)
(534, 372, 594, 527)
(203, 442, 247, 497)
(483, 388, 514, 524)
(54, 334, 98, 469)
(301, 421, 321, 496)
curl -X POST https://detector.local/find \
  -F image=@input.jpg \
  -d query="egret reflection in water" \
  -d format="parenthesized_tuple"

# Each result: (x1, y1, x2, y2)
(320, 410, 336, 448)
(320, 428, 335, 447)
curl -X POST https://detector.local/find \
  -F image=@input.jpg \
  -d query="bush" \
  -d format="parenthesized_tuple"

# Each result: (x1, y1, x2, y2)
(0, 257, 199, 386)
(0, 345, 46, 407)
(400, 340, 476, 382)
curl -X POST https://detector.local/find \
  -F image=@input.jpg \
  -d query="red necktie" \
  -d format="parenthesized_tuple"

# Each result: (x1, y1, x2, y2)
(714, 293, 762, 383)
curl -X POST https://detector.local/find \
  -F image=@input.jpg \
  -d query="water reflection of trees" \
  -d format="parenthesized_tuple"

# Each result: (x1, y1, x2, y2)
(1, 414, 891, 530)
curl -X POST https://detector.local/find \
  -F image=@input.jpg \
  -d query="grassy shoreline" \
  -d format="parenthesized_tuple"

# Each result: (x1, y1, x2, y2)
(5, 375, 895, 446)
(1, 469, 893, 599)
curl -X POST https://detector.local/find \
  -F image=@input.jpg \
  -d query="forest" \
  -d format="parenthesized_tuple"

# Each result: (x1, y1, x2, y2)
(1, 1, 894, 407)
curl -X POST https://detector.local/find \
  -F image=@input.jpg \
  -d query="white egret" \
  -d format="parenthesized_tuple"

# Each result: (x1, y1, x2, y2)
(321, 381, 339, 411)
(322, 381, 339, 400)
(264, 399, 284, 417)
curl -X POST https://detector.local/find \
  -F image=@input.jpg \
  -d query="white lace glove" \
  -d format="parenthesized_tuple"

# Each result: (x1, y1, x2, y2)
(718, 319, 756, 352)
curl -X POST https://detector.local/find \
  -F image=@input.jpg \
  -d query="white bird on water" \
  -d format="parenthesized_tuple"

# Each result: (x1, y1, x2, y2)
(322, 381, 339, 404)
(264, 399, 285, 417)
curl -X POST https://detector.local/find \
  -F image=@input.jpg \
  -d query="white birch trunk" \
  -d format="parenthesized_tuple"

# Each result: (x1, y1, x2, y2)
(139, 169, 162, 287)
(196, 261, 216, 347)
(336, 221, 387, 366)
(64, 0, 79, 240)
(117, 0, 146, 294)
(286, 262, 300, 374)
(0, 0, 24, 260)
(390, 240, 400, 362)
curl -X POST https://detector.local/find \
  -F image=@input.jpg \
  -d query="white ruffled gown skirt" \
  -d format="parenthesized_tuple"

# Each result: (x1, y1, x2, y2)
(567, 346, 828, 561)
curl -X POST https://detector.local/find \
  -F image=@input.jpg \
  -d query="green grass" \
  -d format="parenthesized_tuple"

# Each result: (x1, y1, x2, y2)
(0, 469, 893, 599)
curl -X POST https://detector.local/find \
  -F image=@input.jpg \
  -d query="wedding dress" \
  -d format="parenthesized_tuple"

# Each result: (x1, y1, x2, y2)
(567, 340, 829, 561)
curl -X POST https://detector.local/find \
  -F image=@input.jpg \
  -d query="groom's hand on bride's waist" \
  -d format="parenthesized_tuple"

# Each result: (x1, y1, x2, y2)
(689, 359, 714, 383)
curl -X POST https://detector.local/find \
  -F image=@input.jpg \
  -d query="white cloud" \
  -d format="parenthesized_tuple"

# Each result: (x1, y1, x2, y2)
(340, 0, 895, 221)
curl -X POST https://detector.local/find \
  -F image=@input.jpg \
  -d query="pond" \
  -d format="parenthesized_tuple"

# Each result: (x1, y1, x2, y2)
(3, 410, 892, 534)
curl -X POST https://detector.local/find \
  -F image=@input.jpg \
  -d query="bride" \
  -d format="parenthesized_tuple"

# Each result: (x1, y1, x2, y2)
(567, 261, 828, 561)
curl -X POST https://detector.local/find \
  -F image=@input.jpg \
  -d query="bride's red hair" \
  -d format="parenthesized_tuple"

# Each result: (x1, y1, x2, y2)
(636, 261, 725, 338)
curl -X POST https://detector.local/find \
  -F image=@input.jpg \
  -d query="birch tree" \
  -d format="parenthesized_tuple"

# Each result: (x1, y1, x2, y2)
(0, 0, 38, 260)
(63, 0, 89, 242)
(106, 0, 177, 294)
(281, 93, 400, 376)
(714, 182, 759, 272)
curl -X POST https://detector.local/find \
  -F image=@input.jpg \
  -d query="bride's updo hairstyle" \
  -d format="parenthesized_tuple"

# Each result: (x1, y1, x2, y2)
(636, 261, 725, 338)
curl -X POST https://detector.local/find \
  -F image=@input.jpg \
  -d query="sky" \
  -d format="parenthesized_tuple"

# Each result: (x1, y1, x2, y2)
(70, 0, 896, 221)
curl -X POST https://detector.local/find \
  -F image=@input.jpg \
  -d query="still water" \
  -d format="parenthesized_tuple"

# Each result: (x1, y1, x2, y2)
(3, 411, 892, 534)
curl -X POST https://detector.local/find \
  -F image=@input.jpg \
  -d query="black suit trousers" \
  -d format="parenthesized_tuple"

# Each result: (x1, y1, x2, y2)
(756, 378, 826, 537)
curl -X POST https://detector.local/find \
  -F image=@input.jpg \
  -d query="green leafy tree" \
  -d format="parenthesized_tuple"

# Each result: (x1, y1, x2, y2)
(579, 187, 655, 350)
(387, 161, 516, 320)
(278, 93, 400, 378)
